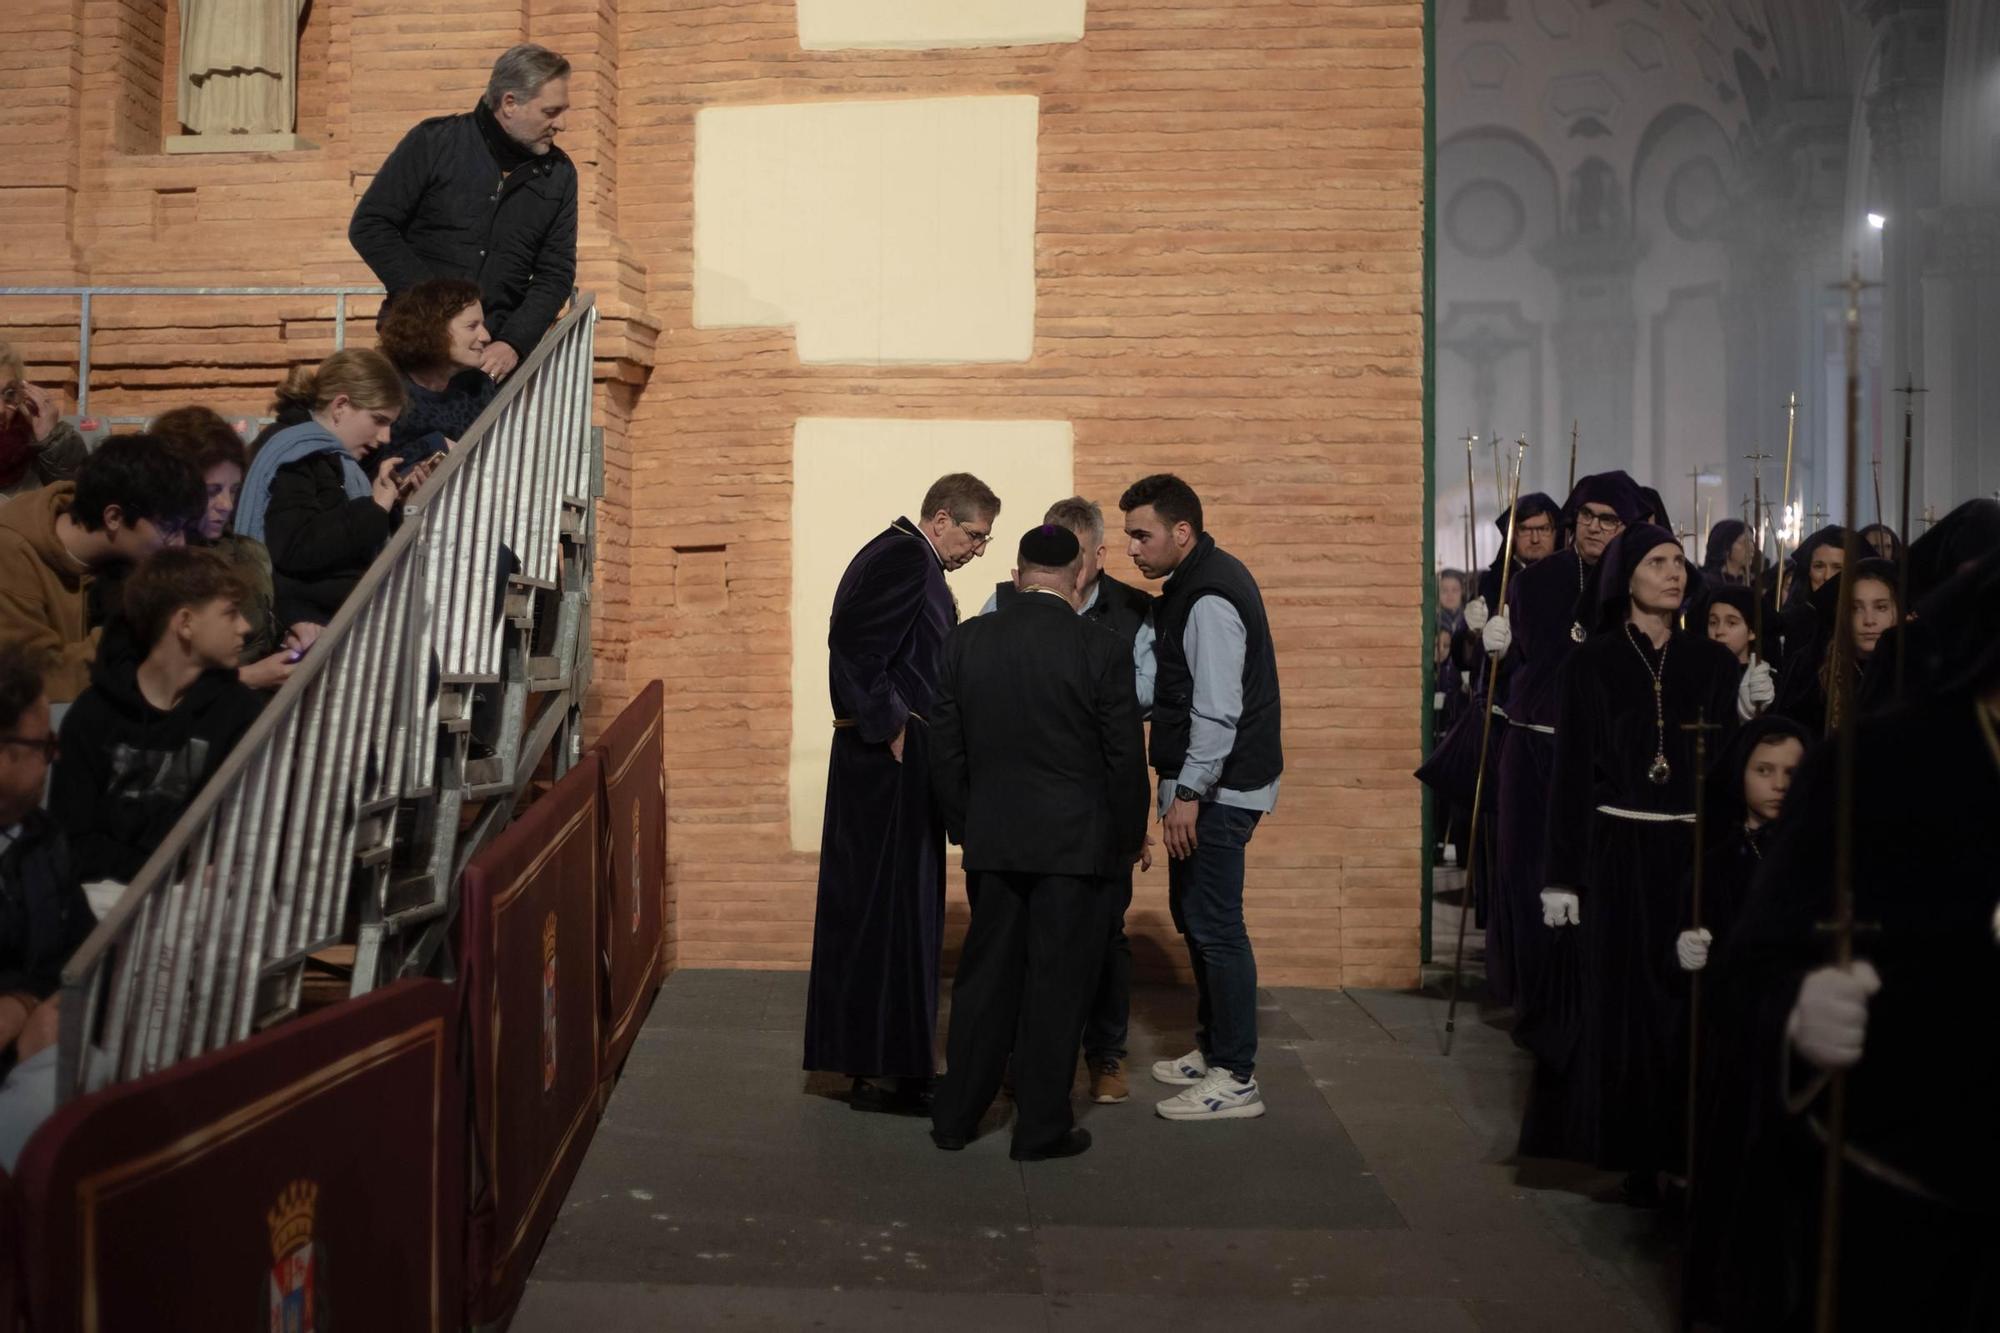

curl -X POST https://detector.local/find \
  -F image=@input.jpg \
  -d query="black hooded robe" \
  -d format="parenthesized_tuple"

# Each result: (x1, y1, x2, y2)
(1516, 624, 1740, 1169)
(1699, 691, 2000, 1330)
(1489, 547, 1595, 1013)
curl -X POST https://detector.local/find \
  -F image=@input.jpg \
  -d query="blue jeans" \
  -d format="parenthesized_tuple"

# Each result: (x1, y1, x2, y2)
(1167, 802, 1262, 1077)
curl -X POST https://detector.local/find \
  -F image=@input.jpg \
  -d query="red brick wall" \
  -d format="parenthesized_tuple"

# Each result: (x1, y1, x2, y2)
(0, 0, 1426, 989)
(617, 0, 1426, 988)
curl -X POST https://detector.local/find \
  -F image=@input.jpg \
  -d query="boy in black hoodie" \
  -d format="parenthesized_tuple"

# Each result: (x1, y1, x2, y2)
(49, 546, 267, 885)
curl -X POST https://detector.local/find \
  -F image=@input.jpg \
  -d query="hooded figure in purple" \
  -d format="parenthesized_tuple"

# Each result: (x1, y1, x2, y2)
(1476, 471, 1644, 1011)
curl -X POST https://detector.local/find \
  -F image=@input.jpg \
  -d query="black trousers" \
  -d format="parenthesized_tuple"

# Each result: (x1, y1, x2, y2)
(1080, 868, 1134, 1062)
(932, 870, 1108, 1151)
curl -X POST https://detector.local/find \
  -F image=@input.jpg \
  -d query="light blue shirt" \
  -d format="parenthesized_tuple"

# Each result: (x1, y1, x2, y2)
(978, 579, 1156, 713)
(1158, 594, 1282, 819)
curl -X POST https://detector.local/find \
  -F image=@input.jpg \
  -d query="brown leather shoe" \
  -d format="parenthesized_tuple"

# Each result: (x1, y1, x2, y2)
(1088, 1059, 1129, 1104)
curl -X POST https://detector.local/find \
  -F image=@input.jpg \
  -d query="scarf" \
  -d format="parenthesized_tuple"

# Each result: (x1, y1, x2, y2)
(235, 421, 370, 543)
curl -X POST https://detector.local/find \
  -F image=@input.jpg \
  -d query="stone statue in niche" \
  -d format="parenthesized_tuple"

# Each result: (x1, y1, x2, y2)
(178, 0, 308, 136)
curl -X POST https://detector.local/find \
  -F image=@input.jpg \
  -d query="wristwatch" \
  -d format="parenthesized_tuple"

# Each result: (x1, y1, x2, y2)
(1173, 784, 1202, 804)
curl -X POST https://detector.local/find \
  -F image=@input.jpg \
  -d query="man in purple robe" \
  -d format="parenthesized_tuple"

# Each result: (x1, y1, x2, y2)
(1478, 471, 1644, 1029)
(804, 473, 1001, 1112)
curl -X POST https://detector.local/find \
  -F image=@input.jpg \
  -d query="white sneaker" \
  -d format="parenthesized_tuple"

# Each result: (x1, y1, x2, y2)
(1155, 1068, 1265, 1121)
(1150, 1049, 1210, 1085)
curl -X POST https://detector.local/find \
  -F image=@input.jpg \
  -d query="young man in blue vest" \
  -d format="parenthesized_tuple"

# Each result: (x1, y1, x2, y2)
(1120, 474, 1283, 1121)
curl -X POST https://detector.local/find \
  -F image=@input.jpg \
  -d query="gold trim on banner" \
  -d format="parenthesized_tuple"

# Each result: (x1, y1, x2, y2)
(77, 1017, 449, 1332)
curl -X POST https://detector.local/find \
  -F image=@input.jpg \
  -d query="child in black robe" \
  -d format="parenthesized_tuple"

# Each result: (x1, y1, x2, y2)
(1699, 561, 2000, 1330)
(1674, 715, 1811, 1323)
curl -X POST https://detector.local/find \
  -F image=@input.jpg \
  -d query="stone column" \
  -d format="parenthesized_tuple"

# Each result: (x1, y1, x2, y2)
(1537, 232, 1643, 483)
(1861, 0, 1947, 529)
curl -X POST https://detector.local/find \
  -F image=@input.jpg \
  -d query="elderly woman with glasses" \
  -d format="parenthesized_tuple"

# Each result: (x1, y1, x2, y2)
(0, 342, 88, 502)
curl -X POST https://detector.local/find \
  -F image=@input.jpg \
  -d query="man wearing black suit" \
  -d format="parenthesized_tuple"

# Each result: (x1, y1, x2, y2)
(927, 525, 1151, 1160)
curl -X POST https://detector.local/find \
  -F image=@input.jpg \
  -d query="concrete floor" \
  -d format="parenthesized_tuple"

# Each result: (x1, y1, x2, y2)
(515, 882, 1682, 1331)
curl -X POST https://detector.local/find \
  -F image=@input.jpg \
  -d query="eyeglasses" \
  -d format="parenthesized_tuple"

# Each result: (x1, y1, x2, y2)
(0, 735, 58, 762)
(1516, 521, 1555, 537)
(1575, 510, 1625, 532)
(955, 521, 993, 549)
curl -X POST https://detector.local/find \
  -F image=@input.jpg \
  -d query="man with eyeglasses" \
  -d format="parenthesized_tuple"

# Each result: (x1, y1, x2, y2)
(1479, 472, 1646, 1022)
(1448, 490, 1560, 1007)
(806, 472, 1001, 1115)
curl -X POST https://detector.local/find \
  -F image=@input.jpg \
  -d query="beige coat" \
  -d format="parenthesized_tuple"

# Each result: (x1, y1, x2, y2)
(0, 483, 97, 703)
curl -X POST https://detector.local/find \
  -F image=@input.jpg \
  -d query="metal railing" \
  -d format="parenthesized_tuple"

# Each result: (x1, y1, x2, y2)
(55, 294, 602, 1100)
(0, 284, 385, 421)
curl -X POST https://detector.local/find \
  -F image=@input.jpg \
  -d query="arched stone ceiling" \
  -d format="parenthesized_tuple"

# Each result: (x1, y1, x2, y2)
(1439, 0, 1783, 197)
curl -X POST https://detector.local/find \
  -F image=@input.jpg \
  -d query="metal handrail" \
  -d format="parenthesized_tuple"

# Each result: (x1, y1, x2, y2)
(0, 284, 386, 417)
(56, 292, 601, 1099)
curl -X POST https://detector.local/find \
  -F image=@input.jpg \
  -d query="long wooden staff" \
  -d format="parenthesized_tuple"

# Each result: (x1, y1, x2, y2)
(1680, 710, 1720, 1230)
(1444, 438, 1526, 1054)
(1815, 258, 1877, 1333)
(1746, 452, 1771, 663)
(1775, 393, 1798, 611)
(1568, 418, 1579, 496)
(1893, 378, 1923, 695)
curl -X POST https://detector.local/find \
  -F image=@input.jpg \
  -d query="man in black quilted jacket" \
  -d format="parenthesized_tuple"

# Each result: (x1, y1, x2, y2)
(349, 44, 578, 382)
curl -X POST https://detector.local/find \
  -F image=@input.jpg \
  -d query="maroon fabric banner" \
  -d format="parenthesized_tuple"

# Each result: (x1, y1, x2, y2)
(459, 751, 603, 1325)
(15, 978, 463, 1332)
(592, 679, 667, 1079)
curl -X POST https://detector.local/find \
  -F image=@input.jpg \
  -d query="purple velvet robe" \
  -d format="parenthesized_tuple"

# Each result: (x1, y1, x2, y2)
(803, 518, 957, 1078)
(1489, 549, 1598, 1013)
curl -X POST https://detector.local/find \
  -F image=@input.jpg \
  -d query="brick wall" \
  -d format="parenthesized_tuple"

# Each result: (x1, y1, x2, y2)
(0, 0, 1426, 989)
(619, 0, 1426, 988)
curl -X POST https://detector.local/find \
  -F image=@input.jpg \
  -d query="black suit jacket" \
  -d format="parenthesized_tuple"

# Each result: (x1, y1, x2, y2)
(930, 590, 1150, 878)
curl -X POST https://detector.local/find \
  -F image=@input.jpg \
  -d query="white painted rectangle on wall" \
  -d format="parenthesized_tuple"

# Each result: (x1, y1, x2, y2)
(694, 96, 1039, 365)
(797, 0, 1085, 50)
(789, 417, 1075, 850)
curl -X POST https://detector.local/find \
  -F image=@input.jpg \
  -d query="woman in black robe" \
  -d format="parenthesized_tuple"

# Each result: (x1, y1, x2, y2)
(1702, 519, 1753, 587)
(1516, 522, 1741, 1198)
(1770, 524, 1846, 667)
(1698, 567, 2000, 1330)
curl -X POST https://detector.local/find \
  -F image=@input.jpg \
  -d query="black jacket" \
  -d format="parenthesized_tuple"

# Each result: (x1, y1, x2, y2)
(349, 106, 579, 356)
(49, 621, 267, 885)
(930, 591, 1149, 878)
(264, 454, 396, 627)
(0, 811, 93, 1001)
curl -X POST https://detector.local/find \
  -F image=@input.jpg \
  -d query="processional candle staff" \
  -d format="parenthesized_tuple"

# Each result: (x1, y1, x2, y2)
(1444, 438, 1527, 1055)
(1813, 257, 1879, 1333)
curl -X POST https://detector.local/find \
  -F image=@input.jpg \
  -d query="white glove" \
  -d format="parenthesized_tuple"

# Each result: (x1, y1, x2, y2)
(1481, 612, 1513, 659)
(1786, 961, 1881, 1071)
(1676, 928, 1712, 972)
(1736, 660, 1776, 721)
(1462, 598, 1490, 633)
(1540, 889, 1580, 928)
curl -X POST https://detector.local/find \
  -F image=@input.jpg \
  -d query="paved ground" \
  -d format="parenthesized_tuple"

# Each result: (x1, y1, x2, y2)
(516, 882, 1682, 1331)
